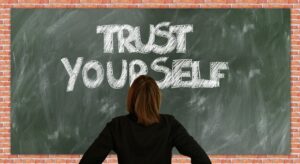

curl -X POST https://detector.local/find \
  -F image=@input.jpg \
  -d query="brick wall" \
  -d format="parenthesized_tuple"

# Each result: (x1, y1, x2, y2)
(0, 0, 299, 163)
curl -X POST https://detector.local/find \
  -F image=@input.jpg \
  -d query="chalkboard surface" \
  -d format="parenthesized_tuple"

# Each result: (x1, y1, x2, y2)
(11, 9, 290, 154)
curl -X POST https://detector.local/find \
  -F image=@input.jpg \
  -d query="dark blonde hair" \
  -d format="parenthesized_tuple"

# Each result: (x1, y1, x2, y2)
(126, 75, 161, 126)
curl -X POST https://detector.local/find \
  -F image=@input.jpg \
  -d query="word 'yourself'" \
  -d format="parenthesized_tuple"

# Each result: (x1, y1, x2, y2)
(61, 57, 229, 92)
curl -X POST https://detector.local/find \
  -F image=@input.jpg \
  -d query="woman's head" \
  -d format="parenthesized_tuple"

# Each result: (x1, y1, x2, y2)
(126, 75, 161, 126)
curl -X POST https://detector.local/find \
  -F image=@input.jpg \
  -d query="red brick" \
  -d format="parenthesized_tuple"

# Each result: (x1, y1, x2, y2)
(107, 4, 139, 8)
(206, 4, 232, 8)
(288, 0, 299, 3)
(138, 4, 169, 8)
(173, 0, 200, 3)
(80, 0, 110, 3)
(268, 0, 290, 2)
(169, 4, 200, 8)
(49, 0, 80, 3)
(0, 0, 17, 3)
(111, 0, 141, 3)
(18, 0, 49, 3)
(142, 0, 173, 3)
(205, 0, 228, 3)
(231, 4, 263, 7)
(262, 4, 291, 8)
(236, 0, 259, 2)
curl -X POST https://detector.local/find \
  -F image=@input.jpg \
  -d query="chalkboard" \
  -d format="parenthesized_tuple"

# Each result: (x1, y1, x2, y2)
(11, 9, 290, 154)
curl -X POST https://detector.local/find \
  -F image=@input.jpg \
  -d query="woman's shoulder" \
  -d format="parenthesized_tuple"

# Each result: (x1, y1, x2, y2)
(110, 114, 128, 123)
(159, 113, 175, 120)
(159, 114, 178, 124)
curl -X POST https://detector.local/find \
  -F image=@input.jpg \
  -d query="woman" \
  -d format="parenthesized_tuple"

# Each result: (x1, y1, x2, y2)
(79, 75, 211, 164)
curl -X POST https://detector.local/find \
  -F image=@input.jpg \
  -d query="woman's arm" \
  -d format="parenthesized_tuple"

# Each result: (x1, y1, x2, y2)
(171, 116, 212, 164)
(79, 122, 114, 164)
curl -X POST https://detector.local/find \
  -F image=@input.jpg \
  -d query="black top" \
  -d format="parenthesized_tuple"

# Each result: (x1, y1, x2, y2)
(79, 113, 211, 164)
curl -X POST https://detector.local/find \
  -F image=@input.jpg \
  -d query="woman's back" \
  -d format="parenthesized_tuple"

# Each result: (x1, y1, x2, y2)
(79, 75, 211, 164)
(112, 113, 172, 164)
(79, 113, 211, 164)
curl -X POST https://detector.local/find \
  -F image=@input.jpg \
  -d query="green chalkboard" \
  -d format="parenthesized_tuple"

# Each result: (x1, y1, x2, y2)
(11, 8, 290, 154)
